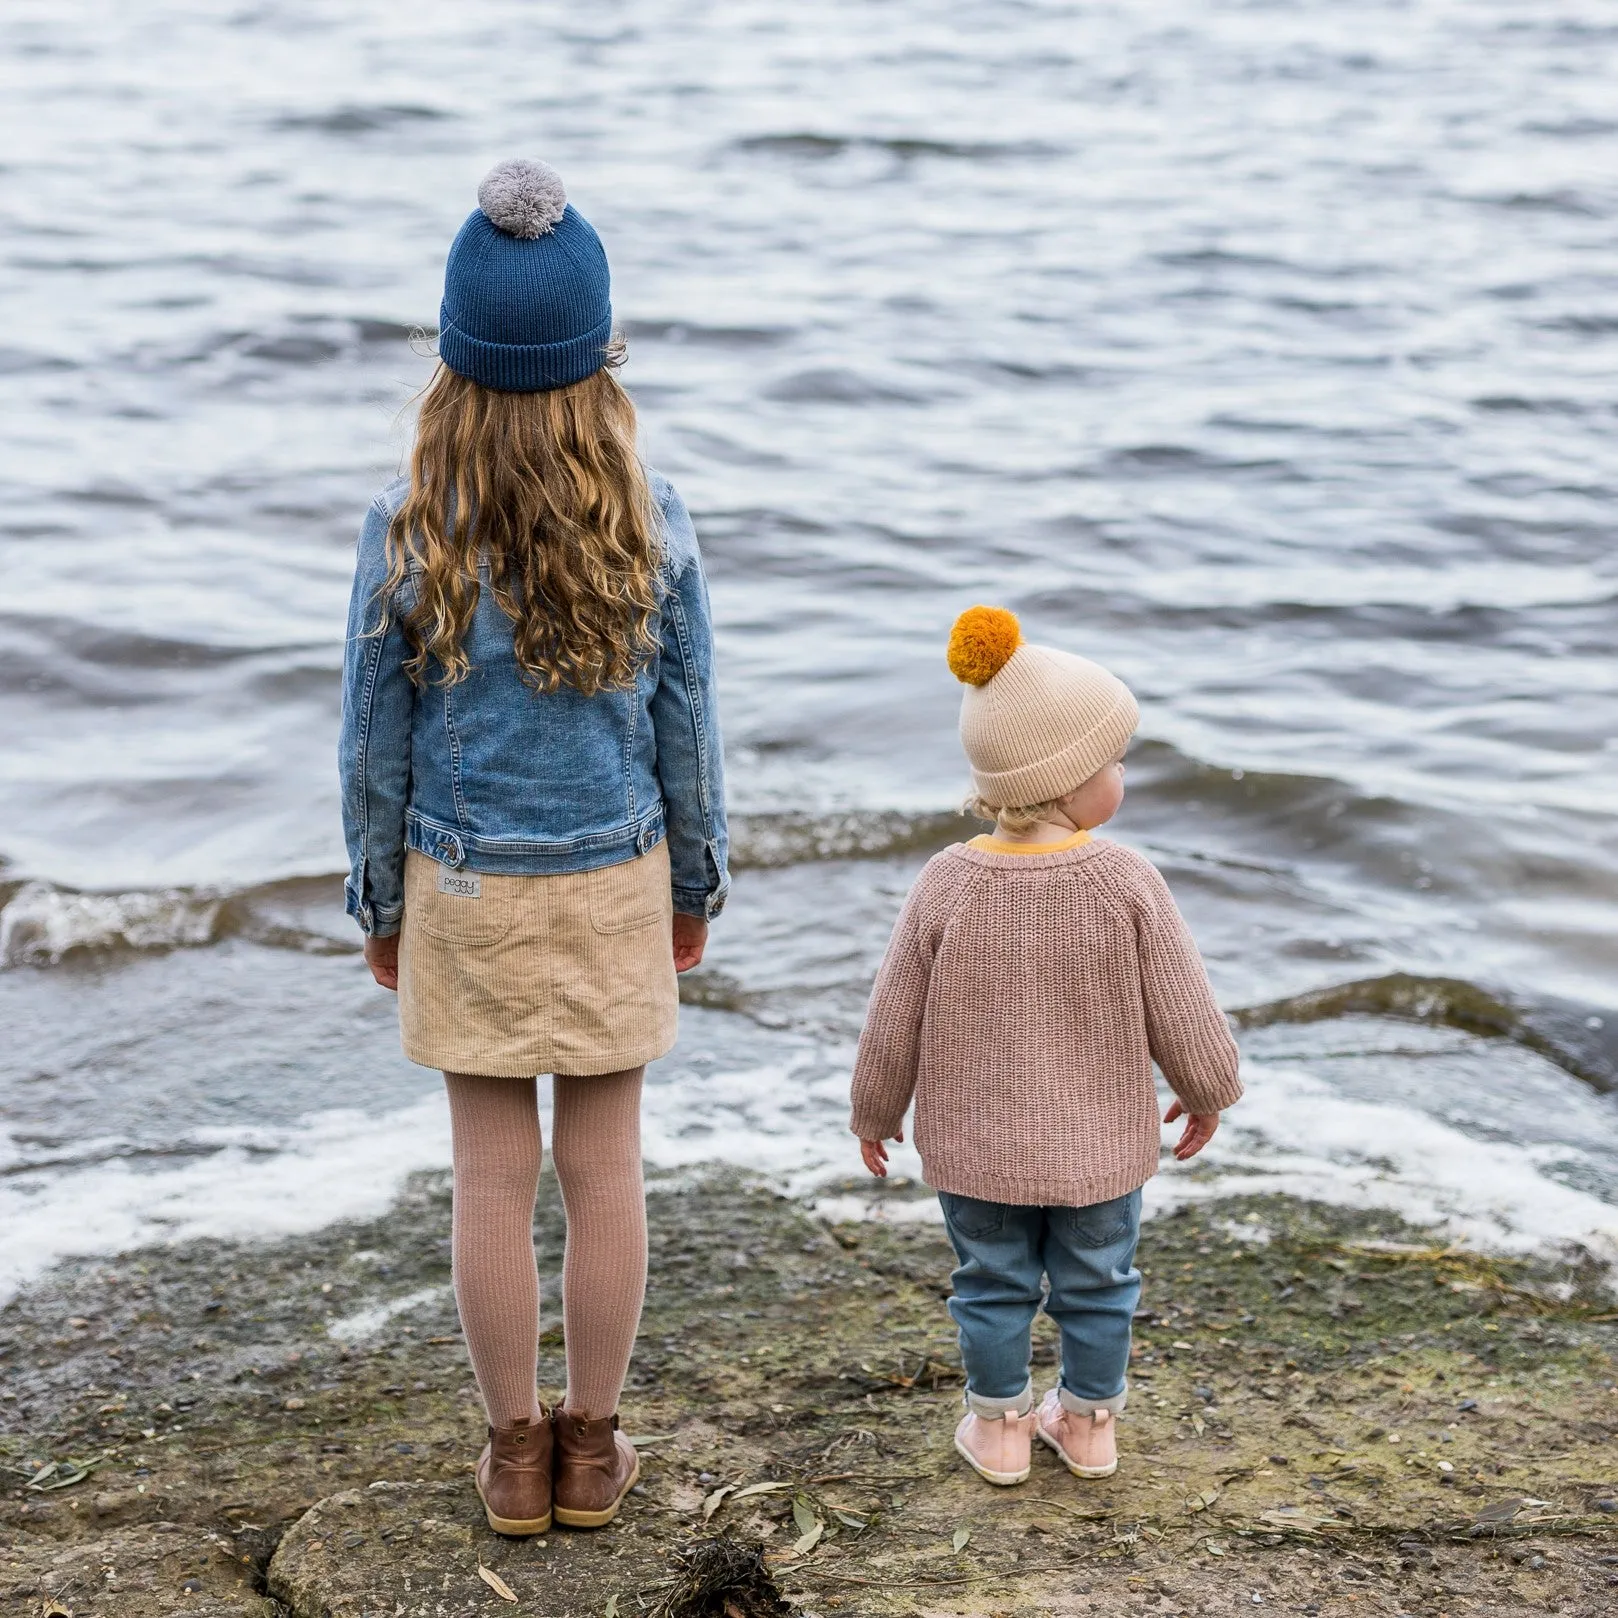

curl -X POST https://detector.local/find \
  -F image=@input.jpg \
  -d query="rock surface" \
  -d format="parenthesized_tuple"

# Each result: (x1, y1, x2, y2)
(265, 1480, 671, 1617)
(5, 1166, 1617, 1615)
(3, 1519, 276, 1616)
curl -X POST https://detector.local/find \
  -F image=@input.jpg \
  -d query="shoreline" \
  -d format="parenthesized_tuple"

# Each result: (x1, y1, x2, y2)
(4, 1166, 1616, 1616)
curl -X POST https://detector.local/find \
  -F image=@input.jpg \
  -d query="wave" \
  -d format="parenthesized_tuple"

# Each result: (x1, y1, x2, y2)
(5, 807, 1613, 1099)
(271, 103, 453, 134)
(0, 811, 975, 966)
(733, 132, 1059, 161)
(729, 808, 973, 869)
(760, 367, 929, 406)
(1236, 974, 1618, 1095)
(0, 345, 73, 376)
(621, 318, 791, 351)
(0, 876, 352, 967)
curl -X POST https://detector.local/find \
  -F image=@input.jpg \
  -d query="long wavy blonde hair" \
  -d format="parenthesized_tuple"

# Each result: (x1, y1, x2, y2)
(382, 347, 662, 694)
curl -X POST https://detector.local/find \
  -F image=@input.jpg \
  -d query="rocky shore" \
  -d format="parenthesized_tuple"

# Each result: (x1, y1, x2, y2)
(4, 1166, 1617, 1616)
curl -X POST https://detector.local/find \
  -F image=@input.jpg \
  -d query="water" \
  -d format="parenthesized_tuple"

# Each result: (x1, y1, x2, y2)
(4, 0, 1618, 1296)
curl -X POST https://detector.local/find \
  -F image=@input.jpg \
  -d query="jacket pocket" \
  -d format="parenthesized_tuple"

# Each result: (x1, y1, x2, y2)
(410, 857, 512, 947)
(1058, 1190, 1140, 1249)
(587, 847, 668, 935)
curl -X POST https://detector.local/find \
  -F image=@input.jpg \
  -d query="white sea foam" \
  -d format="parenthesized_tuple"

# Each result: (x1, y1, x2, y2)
(0, 1091, 450, 1303)
(1146, 1059, 1618, 1267)
(813, 1059, 1618, 1272)
(326, 1284, 451, 1344)
(4, 1037, 1616, 1305)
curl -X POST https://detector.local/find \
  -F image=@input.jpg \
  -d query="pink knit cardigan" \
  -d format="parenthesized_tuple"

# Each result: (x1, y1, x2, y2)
(849, 839, 1242, 1207)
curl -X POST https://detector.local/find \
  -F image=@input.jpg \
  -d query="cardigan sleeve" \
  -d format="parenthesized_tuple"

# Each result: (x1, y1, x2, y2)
(849, 879, 938, 1141)
(1131, 859, 1244, 1115)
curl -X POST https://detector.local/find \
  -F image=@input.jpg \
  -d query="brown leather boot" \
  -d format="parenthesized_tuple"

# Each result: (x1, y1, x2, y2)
(552, 1409, 639, 1529)
(474, 1411, 553, 1535)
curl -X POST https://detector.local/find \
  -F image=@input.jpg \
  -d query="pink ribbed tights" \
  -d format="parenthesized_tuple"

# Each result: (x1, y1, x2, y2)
(442, 1068, 647, 1427)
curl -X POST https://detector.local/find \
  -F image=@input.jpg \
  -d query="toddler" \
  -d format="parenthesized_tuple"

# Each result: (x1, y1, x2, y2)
(850, 607, 1242, 1485)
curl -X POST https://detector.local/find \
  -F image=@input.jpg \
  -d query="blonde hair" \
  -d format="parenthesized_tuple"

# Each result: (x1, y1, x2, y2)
(963, 793, 1063, 834)
(381, 346, 661, 695)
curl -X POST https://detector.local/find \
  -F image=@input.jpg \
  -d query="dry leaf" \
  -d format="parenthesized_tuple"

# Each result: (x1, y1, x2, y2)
(1186, 1488, 1221, 1513)
(1255, 1507, 1333, 1532)
(1192, 1414, 1206, 1437)
(834, 1509, 867, 1529)
(701, 1484, 736, 1521)
(731, 1481, 791, 1502)
(44, 1604, 73, 1618)
(952, 1526, 970, 1552)
(606, 1597, 619, 1618)
(627, 1433, 674, 1448)
(792, 1498, 817, 1537)
(477, 1563, 518, 1602)
(791, 1520, 823, 1556)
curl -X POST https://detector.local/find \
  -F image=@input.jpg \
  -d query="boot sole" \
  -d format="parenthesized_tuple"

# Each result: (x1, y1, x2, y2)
(481, 1505, 553, 1535)
(1035, 1422, 1117, 1478)
(476, 1474, 552, 1536)
(952, 1433, 1029, 1486)
(553, 1451, 640, 1529)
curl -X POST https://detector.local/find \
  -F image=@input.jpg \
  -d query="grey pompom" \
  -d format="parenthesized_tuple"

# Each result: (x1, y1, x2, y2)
(477, 158, 568, 239)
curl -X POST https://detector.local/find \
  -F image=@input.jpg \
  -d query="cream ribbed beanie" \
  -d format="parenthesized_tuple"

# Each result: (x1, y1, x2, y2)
(948, 606, 1138, 808)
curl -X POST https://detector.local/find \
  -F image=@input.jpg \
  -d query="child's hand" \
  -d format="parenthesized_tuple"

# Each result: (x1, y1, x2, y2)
(1164, 1100, 1218, 1161)
(364, 933, 399, 991)
(672, 913, 708, 972)
(860, 1132, 902, 1177)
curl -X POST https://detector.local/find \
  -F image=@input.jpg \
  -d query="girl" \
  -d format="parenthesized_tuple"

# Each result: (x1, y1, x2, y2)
(339, 160, 727, 1536)
(851, 607, 1239, 1486)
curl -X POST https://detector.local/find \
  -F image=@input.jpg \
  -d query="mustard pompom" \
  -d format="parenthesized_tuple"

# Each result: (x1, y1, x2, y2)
(947, 605, 1021, 686)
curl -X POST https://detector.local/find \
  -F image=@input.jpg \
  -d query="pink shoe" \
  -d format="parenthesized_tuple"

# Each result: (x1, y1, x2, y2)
(1036, 1389, 1118, 1478)
(954, 1407, 1038, 1486)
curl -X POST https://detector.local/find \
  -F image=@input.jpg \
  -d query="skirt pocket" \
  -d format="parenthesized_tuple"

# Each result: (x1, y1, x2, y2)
(586, 844, 669, 934)
(408, 855, 512, 946)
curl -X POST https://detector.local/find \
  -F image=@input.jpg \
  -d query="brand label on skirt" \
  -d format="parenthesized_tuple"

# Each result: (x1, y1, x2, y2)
(436, 869, 482, 899)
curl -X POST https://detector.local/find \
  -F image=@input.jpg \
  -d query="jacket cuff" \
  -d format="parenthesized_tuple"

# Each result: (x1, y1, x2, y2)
(346, 883, 403, 938)
(672, 881, 727, 920)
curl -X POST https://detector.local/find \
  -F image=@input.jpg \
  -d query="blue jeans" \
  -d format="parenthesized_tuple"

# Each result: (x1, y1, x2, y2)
(939, 1188, 1142, 1415)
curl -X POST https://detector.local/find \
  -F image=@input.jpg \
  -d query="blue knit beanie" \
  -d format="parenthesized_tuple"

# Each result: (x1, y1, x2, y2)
(438, 159, 613, 393)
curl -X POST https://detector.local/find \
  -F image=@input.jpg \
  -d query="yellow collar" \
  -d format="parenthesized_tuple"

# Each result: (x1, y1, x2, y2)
(966, 828, 1092, 856)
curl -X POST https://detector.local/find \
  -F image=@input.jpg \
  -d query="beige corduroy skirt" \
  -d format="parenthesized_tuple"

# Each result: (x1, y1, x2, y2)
(397, 841, 679, 1078)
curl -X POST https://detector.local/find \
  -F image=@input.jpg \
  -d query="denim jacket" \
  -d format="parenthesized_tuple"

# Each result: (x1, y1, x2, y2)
(339, 470, 728, 936)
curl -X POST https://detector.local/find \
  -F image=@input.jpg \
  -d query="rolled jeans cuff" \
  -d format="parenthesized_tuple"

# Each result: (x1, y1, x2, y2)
(1058, 1383, 1127, 1416)
(965, 1379, 1034, 1419)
